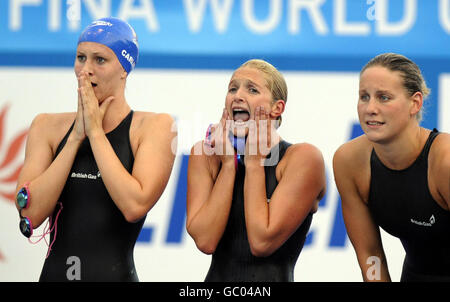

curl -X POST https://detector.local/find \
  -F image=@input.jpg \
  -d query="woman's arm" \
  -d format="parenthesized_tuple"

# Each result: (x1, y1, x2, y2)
(16, 112, 83, 228)
(186, 142, 236, 254)
(333, 142, 391, 281)
(88, 112, 177, 223)
(186, 110, 236, 254)
(430, 133, 450, 209)
(244, 142, 326, 257)
(242, 107, 326, 257)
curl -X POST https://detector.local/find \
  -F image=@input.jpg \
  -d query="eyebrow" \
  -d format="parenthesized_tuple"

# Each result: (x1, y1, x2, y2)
(76, 50, 108, 57)
(375, 90, 392, 95)
(229, 78, 262, 88)
(359, 89, 392, 95)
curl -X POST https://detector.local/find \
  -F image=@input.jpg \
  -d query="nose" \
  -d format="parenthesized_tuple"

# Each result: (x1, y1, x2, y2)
(365, 98, 379, 115)
(233, 87, 245, 103)
(79, 59, 94, 76)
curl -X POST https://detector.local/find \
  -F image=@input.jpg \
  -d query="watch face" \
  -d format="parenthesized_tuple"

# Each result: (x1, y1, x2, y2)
(19, 218, 32, 238)
(17, 188, 29, 209)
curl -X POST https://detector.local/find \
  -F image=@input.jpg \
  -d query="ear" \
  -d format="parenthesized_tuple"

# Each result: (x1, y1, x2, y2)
(270, 99, 285, 119)
(121, 68, 128, 80)
(410, 92, 423, 117)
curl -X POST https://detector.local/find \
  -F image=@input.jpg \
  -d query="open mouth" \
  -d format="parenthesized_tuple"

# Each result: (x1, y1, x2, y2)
(91, 82, 98, 87)
(232, 108, 250, 122)
(366, 121, 384, 126)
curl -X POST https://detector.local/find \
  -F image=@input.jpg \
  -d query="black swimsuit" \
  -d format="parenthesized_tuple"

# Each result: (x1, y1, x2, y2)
(39, 111, 145, 282)
(205, 141, 313, 282)
(368, 129, 450, 281)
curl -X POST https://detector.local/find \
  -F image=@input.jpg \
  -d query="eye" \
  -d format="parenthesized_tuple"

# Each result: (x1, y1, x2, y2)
(96, 57, 106, 64)
(359, 94, 369, 102)
(228, 86, 237, 93)
(248, 86, 259, 94)
(77, 55, 86, 63)
(380, 94, 390, 101)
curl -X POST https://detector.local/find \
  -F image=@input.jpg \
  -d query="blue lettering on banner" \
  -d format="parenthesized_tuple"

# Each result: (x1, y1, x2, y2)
(137, 227, 153, 243)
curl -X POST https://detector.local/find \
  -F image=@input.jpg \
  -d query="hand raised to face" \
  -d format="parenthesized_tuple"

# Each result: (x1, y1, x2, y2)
(77, 70, 114, 138)
(245, 106, 281, 166)
(203, 108, 236, 165)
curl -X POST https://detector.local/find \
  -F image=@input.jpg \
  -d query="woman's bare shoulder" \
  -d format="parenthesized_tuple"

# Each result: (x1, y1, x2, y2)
(29, 112, 75, 138)
(26, 112, 76, 154)
(132, 111, 175, 129)
(333, 134, 372, 167)
(286, 142, 323, 158)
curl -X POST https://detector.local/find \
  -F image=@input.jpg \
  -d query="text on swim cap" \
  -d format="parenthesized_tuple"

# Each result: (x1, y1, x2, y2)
(122, 49, 135, 68)
(91, 21, 113, 27)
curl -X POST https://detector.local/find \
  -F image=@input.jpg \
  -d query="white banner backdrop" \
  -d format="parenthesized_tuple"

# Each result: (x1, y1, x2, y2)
(6, 66, 449, 282)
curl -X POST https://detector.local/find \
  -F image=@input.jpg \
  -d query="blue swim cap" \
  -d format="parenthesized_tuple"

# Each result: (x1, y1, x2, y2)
(78, 17, 139, 74)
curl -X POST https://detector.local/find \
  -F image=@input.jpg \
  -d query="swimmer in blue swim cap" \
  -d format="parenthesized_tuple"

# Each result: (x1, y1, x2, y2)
(17, 17, 177, 281)
(75, 17, 139, 104)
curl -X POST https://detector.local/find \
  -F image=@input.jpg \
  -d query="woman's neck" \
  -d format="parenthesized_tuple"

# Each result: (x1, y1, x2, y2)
(101, 95, 131, 134)
(372, 125, 428, 170)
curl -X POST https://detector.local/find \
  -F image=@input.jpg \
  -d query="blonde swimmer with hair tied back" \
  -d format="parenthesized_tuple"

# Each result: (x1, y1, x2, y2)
(333, 53, 450, 282)
(186, 59, 326, 282)
(15, 17, 176, 281)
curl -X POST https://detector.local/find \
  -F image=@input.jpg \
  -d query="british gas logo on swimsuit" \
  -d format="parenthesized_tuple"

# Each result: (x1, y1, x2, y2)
(71, 171, 101, 180)
(410, 215, 436, 227)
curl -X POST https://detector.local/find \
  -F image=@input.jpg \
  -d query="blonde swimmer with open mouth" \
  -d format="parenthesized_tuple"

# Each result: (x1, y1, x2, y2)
(186, 59, 326, 282)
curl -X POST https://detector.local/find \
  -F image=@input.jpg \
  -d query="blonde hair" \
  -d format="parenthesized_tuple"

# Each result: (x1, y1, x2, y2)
(238, 59, 287, 126)
(361, 53, 430, 122)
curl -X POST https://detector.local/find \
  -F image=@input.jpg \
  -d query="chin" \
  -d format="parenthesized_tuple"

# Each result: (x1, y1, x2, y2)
(365, 133, 382, 144)
(93, 92, 103, 102)
(364, 129, 394, 145)
(97, 95, 110, 104)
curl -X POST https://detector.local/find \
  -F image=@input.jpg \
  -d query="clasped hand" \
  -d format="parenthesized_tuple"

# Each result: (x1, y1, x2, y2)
(73, 71, 114, 141)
